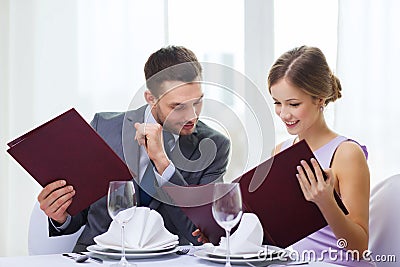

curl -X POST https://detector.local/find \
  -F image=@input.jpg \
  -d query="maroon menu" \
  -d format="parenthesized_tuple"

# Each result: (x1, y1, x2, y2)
(7, 108, 135, 216)
(162, 183, 225, 245)
(163, 140, 348, 248)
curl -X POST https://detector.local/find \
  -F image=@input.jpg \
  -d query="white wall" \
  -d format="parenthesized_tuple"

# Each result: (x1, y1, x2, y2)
(244, 0, 276, 164)
(1, 0, 165, 256)
(1, 0, 39, 256)
(0, 0, 11, 256)
(336, 0, 400, 187)
(2, 0, 80, 256)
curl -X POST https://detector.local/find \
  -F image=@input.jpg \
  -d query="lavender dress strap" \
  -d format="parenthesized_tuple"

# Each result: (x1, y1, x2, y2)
(348, 138, 368, 160)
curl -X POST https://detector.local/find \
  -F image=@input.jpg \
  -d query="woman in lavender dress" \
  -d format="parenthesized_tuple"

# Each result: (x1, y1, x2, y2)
(268, 46, 374, 266)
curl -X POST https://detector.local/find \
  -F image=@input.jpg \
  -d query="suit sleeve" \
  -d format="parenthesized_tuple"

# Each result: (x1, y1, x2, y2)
(198, 137, 230, 184)
(48, 113, 100, 237)
(169, 136, 230, 186)
(48, 209, 89, 236)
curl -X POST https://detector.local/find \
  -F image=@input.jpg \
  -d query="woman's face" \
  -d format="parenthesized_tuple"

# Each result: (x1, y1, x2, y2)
(270, 78, 322, 136)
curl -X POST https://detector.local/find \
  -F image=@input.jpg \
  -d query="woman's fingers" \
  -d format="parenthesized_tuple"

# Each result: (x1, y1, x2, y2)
(300, 160, 317, 187)
(324, 168, 335, 187)
(297, 173, 311, 201)
(311, 158, 325, 184)
(296, 159, 336, 205)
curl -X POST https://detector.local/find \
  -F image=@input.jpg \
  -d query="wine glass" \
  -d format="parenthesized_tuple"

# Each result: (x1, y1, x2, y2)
(107, 181, 137, 267)
(212, 182, 243, 267)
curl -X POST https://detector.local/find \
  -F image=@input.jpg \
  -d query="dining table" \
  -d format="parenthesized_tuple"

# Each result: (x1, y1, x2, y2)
(0, 245, 344, 267)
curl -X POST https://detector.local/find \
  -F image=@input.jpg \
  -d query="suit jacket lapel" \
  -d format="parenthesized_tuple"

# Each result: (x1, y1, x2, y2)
(122, 105, 147, 181)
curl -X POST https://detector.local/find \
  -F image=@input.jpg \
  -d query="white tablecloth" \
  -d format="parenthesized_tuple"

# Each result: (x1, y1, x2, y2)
(0, 249, 344, 267)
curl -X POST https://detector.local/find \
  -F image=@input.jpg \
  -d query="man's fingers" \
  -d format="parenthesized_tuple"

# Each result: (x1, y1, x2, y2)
(51, 199, 73, 223)
(44, 191, 74, 222)
(134, 123, 164, 152)
(192, 229, 201, 236)
(134, 123, 147, 146)
(192, 228, 209, 244)
(40, 185, 75, 217)
(37, 180, 66, 202)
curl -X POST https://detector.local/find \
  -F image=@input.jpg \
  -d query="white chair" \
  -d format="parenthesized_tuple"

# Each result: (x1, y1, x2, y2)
(28, 202, 84, 255)
(369, 174, 400, 266)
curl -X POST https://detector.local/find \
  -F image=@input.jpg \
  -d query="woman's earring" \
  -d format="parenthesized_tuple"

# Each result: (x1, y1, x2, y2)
(320, 105, 324, 112)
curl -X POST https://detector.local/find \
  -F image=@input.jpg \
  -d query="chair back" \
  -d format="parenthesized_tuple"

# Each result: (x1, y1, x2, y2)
(28, 202, 84, 255)
(369, 174, 400, 266)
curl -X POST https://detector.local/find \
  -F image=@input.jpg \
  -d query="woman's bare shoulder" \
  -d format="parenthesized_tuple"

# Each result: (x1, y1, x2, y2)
(335, 140, 367, 162)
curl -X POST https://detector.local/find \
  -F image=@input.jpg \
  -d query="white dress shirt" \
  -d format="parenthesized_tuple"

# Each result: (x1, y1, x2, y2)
(140, 105, 178, 186)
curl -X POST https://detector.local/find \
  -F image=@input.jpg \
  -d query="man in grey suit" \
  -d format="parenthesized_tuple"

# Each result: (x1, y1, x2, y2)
(37, 46, 230, 252)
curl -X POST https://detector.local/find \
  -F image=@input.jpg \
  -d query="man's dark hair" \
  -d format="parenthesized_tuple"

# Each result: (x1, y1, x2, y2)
(144, 45, 202, 97)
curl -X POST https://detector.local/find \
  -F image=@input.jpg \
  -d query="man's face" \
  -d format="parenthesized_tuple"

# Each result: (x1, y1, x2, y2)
(150, 81, 203, 135)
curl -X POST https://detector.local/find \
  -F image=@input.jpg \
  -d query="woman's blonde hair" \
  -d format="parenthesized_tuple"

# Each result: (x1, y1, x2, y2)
(268, 45, 342, 105)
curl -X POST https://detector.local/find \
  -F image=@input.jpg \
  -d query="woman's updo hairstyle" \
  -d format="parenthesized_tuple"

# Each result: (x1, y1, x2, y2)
(268, 45, 342, 105)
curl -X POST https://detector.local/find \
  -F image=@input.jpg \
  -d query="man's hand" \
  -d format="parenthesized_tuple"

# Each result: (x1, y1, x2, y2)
(134, 122, 170, 174)
(37, 180, 75, 224)
(192, 228, 210, 244)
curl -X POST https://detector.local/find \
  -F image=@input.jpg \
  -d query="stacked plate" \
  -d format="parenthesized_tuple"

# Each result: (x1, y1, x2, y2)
(87, 241, 179, 259)
(194, 245, 286, 264)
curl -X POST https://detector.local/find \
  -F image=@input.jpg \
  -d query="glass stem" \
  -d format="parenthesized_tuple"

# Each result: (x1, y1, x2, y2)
(225, 229, 231, 267)
(120, 223, 129, 264)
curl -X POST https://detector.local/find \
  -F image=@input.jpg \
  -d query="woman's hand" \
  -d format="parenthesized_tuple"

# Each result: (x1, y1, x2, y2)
(192, 228, 210, 244)
(296, 158, 335, 206)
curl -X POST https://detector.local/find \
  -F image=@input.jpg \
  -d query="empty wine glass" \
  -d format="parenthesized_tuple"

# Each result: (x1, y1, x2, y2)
(107, 181, 137, 267)
(212, 182, 243, 267)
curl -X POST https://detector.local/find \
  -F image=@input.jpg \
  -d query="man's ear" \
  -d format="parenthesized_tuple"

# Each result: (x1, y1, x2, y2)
(144, 90, 157, 105)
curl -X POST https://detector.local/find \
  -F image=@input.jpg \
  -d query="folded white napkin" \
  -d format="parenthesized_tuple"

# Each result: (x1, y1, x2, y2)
(215, 213, 263, 254)
(94, 207, 178, 249)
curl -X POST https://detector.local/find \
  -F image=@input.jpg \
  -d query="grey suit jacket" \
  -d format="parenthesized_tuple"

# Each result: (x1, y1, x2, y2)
(49, 105, 230, 252)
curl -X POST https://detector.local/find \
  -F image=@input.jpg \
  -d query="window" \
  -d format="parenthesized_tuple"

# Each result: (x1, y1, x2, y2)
(274, 0, 339, 143)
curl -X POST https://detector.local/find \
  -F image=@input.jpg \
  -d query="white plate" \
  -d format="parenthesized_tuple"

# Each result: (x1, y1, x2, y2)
(194, 248, 284, 264)
(87, 245, 178, 259)
(95, 240, 179, 253)
(205, 245, 283, 259)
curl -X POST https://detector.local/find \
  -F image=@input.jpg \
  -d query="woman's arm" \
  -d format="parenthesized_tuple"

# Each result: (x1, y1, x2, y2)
(297, 141, 370, 253)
